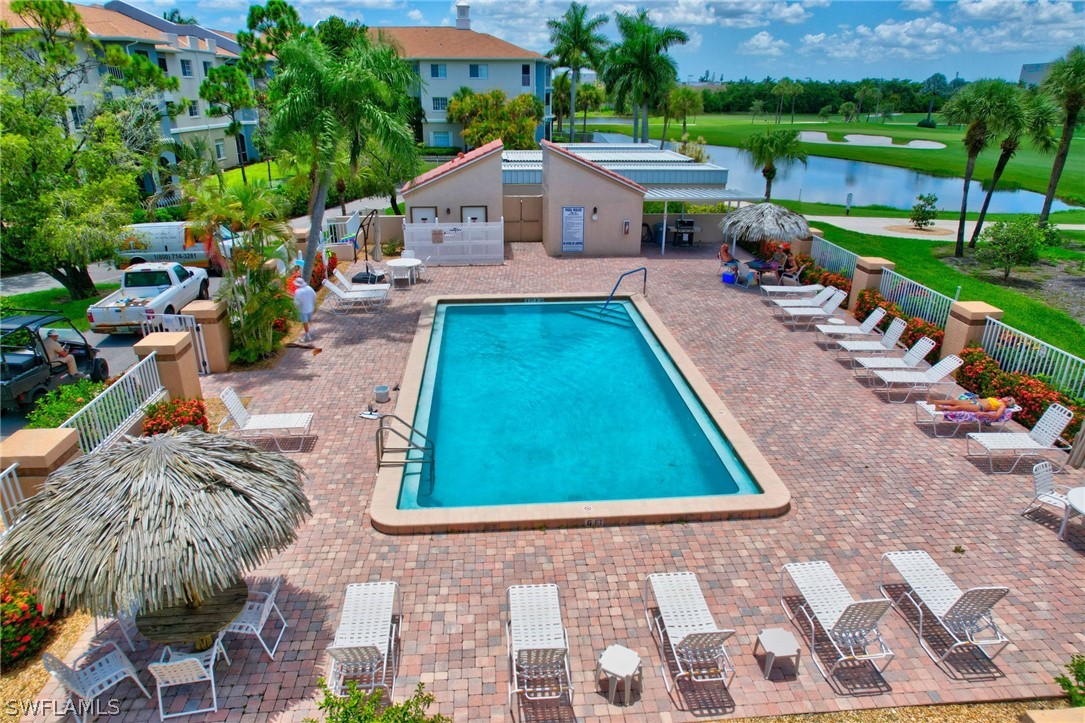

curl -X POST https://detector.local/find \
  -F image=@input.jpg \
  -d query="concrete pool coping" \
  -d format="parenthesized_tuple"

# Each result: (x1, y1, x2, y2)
(369, 293, 791, 533)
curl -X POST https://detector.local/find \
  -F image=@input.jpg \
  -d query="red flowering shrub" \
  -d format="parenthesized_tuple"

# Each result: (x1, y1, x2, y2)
(327, 252, 338, 276)
(1, 568, 55, 670)
(142, 398, 210, 435)
(854, 289, 942, 362)
(309, 258, 326, 287)
(272, 317, 288, 334)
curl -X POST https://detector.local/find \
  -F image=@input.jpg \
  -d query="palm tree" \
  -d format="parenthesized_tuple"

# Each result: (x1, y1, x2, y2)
(771, 78, 791, 124)
(739, 129, 807, 201)
(547, 2, 608, 142)
(920, 72, 949, 124)
(789, 80, 804, 124)
(970, 88, 1057, 245)
(838, 101, 857, 122)
(941, 78, 1018, 257)
(658, 84, 677, 149)
(854, 82, 874, 121)
(551, 71, 570, 134)
(750, 99, 764, 124)
(1038, 45, 1085, 224)
(578, 82, 604, 132)
(669, 85, 703, 134)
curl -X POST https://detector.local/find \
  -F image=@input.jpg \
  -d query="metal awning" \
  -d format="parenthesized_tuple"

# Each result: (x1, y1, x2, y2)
(644, 187, 763, 203)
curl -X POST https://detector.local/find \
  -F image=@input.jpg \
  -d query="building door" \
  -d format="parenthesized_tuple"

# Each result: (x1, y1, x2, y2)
(410, 207, 437, 223)
(502, 197, 542, 242)
(461, 206, 487, 223)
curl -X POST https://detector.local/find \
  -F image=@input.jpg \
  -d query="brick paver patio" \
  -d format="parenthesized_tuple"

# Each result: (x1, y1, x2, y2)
(31, 243, 1084, 722)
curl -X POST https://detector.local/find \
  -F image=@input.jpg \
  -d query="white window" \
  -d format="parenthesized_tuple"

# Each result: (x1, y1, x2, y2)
(180, 59, 193, 77)
(432, 97, 448, 112)
(70, 105, 86, 129)
(522, 64, 531, 87)
(431, 131, 451, 147)
(469, 64, 488, 79)
(430, 63, 446, 78)
(214, 139, 226, 160)
(188, 101, 200, 117)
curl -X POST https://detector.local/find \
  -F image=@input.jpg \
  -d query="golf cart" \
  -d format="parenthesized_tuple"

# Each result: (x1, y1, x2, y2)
(0, 310, 109, 412)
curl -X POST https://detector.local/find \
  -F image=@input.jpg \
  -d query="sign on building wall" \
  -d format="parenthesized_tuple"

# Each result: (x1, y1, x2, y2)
(561, 206, 585, 253)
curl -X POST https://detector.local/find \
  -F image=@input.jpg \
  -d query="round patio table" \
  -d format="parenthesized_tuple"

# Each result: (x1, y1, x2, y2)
(136, 578, 248, 651)
(1058, 487, 1085, 540)
(387, 257, 422, 285)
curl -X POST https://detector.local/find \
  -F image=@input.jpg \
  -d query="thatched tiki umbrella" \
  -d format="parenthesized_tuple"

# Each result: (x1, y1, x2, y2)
(717, 202, 811, 255)
(0, 430, 310, 623)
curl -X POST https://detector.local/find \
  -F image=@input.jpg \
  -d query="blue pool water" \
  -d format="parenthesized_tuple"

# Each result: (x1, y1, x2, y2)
(397, 301, 761, 509)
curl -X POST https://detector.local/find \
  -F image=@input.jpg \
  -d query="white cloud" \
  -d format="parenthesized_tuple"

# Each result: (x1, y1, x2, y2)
(901, 0, 934, 11)
(677, 29, 703, 53)
(406, 8, 425, 22)
(738, 31, 790, 56)
(803, 0, 831, 8)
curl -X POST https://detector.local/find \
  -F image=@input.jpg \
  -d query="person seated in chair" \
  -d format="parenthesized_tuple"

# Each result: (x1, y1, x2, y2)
(718, 244, 738, 268)
(43, 330, 82, 378)
(927, 395, 1015, 421)
(783, 250, 799, 276)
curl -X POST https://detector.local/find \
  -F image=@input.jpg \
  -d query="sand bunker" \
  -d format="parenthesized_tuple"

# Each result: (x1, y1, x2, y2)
(885, 224, 953, 236)
(799, 131, 946, 150)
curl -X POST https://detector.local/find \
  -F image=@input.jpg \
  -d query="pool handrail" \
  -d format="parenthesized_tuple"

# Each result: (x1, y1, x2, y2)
(601, 267, 647, 314)
(375, 413, 436, 495)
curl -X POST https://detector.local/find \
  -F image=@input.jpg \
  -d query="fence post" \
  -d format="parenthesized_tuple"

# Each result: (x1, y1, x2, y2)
(0, 429, 81, 501)
(182, 300, 231, 374)
(942, 301, 1003, 361)
(847, 257, 895, 313)
(134, 332, 202, 401)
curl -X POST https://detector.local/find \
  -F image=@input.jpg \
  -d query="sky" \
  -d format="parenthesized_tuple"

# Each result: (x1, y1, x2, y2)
(139, 0, 1083, 83)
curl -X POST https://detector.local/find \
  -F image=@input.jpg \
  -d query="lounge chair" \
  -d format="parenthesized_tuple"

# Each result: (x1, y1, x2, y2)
(1022, 461, 1081, 539)
(506, 584, 572, 707)
(852, 337, 936, 378)
(867, 354, 962, 403)
(778, 289, 848, 329)
(44, 642, 151, 723)
(779, 560, 894, 679)
(965, 402, 1074, 473)
(321, 279, 389, 314)
(770, 286, 837, 313)
(814, 307, 887, 346)
(836, 317, 906, 360)
(760, 282, 825, 301)
(914, 399, 1021, 438)
(644, 572, 735, 691)
(879, 550, 1009, 663)
(334, 268, 390, 293)
(218, 386, 313, 452)
(327, 581, 401, 698)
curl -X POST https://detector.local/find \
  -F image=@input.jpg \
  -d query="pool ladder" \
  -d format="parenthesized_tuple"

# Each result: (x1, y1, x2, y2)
(375, 414, 435, 495)
(568, 267, 646, 327)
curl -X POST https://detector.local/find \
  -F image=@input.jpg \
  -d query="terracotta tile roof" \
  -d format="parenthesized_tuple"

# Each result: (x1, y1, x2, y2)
(541, 141, 648, 194)
(0, 0, 160, 40)
(372, 27, 546, 60)
(175, 35, 237, 58)
(402, 139, 504, 193)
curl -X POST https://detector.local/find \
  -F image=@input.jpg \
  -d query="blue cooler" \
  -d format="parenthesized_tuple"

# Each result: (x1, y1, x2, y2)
(722, 270, 736, 284)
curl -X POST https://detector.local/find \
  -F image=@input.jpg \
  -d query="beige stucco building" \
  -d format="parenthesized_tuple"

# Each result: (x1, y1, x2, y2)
(401, 140, 506, 225)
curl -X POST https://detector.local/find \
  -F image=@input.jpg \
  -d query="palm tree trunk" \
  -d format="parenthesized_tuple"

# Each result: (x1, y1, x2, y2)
(632, 105, 640, 142)
(970, 145, 1015, 246)
(266, 160, 272, 183)
(569, 69, 578, 142)
(955, 153, 978, 258)
(1039, 110, 1079, 224)
(763, 165, 776, 201)
(790, 96, 796, 124)
(642, 104, 650, 143)
(660, 114, 669, 150)
(304, 176, 331, 280)
(682, 115, 688, 134)
(926, 95, 935, 123)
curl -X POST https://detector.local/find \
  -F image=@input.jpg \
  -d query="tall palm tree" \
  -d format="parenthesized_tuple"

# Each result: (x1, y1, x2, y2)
(739, 129, 807, 201)
(547, 2, 609, 142)
(920, 72, 949, 124)
(771, 78, 791, 124)
(551, 71, 571, 134)
(1038, 45, 1085, 224)
(970, 89, 1057, 245)
(941, 78, 1018, 257)
(578, 82, 605, 132)
(788, 80, 804, 124)
(669, 85, 703, 134)
(854, 82, 874, 121)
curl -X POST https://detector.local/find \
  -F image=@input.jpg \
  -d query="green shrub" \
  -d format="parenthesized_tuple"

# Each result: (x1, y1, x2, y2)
(1055, 653, 1085, 707)
(131, 204, 188, 224)
(381, 238, 403, 257)
(909, 194, 938, 229)
(1, 568, 56, 671)
(24, 379, 107, 428)
(304, 681, 449, 723)
(142, 398, 209, 435)
(917, 118, 937, 129)
(417, 146, 461, 156)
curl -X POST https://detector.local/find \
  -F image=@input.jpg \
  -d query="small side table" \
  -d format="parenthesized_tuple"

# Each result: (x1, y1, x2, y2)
(753, 628, 801, 680)
(826, 318, 846, 325)
(595, 644, 641, 706)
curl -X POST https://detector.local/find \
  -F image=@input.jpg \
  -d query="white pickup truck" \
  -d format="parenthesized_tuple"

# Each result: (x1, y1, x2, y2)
(87, 263, 210, 334)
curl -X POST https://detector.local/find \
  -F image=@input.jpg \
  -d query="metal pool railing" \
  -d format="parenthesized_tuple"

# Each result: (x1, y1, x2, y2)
(878, 268, 957, 329)
(0, 463, 24, 535)
(810, 236, 858, 279)
(979, 317, 1085, 399)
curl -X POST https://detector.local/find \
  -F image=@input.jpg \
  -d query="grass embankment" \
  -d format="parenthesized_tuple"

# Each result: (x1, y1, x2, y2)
(817, 222, 1085, 357)
(589, 113, 1084, 204)
(219, 160, 287, 187)
(0, 285, 121, 332)
(776, 200, 1085, 225)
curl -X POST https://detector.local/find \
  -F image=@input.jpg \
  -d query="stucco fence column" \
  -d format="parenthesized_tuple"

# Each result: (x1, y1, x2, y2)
(0, 428, 81, 502)
(134, 332, 203, 401)
(182, 300, 231, 374)
(941, 301, 1003, 361)
(847, 256, 894, 314)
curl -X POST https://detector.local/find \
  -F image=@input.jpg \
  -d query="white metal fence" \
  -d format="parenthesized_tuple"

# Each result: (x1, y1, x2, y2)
(60, 353, 168, 454)
(140, 314, 210, 375)
(403, 220, 505, 265)
(0, 463, 23, 534)
(878, 268, 957, 329)
(810, 236, 858, 279)
(979, 317, 1085, 399)
(323, 212, 361, 244)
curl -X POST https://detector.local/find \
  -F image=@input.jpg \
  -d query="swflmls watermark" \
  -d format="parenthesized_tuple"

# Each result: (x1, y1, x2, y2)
(4, 698, 121, 716)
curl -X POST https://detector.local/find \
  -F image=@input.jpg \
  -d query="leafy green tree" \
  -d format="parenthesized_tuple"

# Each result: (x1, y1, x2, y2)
(739, 129, 807, 201)
(669, 85, 703, 134)
(909, 194, 938, 229)
(200, 64, 258, 185)
(546, 2, 609, 145)
(920, 72, 949, 124)
(941, 78, 1018, 257)
(1039, 45, 1085, 224)
(315, 15, 367, 54)
(750, 99, 764, 123)
(237, 0, 304, 73)
(162, 8, 197, 24)
(304, 681, 449, 723)
(358, 139, 421, 215)
(977, 217, 1047, 281)
(448, 89, 542, 149)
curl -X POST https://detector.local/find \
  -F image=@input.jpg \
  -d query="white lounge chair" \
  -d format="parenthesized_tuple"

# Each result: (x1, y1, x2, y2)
(879, 550, 1009, 663)
(327, 581, 401, 698)
(760, 282, 824, 300)
(837, 317, 906, 360)
(224, 577, 287, 661)
(334, 268, 389, 293)
(770, 286, 837, 312)
(218, 386, 313, 452)
(868, 354, 963, 403)
(815, 307, 887, 346)
(506, 584, 572, 708)
(966, 402, 1074, 473)
(644, 572, 735, 691)
(147, 631, 231, 720)
(852, 337, 936, 378)
(44, 643, 151, 723)
(1022, 461, 1081, 540)
(321, 279, 389, 314)
(779, 560, 894, 679)
(778, 289, 848, 329)
(914, 399, 1021, 438)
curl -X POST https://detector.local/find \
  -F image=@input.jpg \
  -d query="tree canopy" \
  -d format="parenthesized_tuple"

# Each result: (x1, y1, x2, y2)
(448, 89, 543, 150)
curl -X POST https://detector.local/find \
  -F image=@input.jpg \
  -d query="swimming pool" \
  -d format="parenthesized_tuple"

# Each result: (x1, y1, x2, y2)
(370, 294, 790, 532)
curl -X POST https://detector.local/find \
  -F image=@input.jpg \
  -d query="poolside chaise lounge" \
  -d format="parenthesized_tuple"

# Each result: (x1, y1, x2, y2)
(218, 387, 313, 452)
(779, 560, 894, 679)
(814, 307, 887, 346)
(770, 286, 837, 312)
(914, 399, 1021, 438)
(760, 282, 824, 300)
(321, 279, 389, 314)
(326, 581, 401, 698)
(852, 337, 936, 378)
(965, 402, 1074, 473)
(836, 317, 906, 361)
(644, 572, 735, 691)
(778, 289, 848, 329)
(334, 268, 390, 294)
(506, 584, 573, 708)
(867, 355, 963, 403)
(879, 550, 1009, 663)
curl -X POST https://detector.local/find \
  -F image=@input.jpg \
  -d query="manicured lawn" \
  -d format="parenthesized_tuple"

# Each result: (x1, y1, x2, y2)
(219, 160, 286, 187)
(0, 284, 121, 332)
(816, 222, 1085, 358)
(590, 113, 1085, 204)
(776, 199, 1085, 225)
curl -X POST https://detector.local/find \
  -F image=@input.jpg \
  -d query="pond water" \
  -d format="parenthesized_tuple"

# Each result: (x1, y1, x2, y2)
(596, 132, 1074, 214)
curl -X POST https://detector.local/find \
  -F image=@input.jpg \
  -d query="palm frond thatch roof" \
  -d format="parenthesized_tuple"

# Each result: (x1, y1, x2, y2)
(718, 202, 811, 246)
(0, 430, 310, 616)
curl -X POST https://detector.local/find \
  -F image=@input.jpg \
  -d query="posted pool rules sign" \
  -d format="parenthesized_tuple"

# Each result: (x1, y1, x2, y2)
(561, 206, 585, 253)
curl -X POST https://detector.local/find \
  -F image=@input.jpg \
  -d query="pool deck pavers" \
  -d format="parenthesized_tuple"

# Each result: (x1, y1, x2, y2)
(30, 242, 1084, 722)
